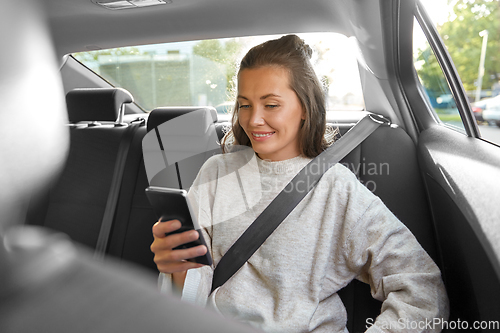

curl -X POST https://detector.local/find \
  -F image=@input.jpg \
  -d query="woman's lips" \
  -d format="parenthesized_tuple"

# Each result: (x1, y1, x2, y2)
(251, 131, 275, 141)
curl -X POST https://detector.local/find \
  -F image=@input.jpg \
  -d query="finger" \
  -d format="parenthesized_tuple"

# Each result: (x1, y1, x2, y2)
(167, 229, 201, 249)
(166, 245, 207, 262)
(151, 229, 204, 256)
(153, 244, 206, 265)
(152, 219, 181, 238)
(153, 245, 207, 271)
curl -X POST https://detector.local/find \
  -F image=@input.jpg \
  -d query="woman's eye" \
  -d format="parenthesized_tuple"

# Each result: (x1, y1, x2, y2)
(239, 104, 250, 109)
(266, 104, 279, 109)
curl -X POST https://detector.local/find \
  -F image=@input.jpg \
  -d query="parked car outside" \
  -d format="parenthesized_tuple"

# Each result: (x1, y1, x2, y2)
(483, 95, 500, 127)
(471, 98, 488, 123)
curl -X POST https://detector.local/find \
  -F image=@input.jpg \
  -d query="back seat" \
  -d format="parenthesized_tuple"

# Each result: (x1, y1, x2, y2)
(330, 122, 437, 333)
(26, 88, 155, 269)
(27, 95, 438, 331)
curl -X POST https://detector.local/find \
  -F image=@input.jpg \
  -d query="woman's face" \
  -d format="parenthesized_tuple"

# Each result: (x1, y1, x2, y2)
(237, 66, 305, 161)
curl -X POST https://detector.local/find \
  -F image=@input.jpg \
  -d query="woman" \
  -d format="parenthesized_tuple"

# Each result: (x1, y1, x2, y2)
(151, 35, 449, 332)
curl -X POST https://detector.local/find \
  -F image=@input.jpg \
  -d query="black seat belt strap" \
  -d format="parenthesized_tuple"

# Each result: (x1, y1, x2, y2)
(210, 114, 390, 293)
(94, 120, 143, 260)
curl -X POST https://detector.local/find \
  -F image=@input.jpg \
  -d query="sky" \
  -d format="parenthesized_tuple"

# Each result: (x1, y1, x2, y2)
(413, 0, 454, 52)
(420, 0, 453, 25)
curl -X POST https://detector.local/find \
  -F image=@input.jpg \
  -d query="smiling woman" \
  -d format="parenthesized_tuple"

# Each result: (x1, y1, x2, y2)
(227, 35, 334, 160)
(150, 34, 448, 333)
(11, 0, 500, 332)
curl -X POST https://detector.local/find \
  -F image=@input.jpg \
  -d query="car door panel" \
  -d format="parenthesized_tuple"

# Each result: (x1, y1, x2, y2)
(418, 124, 500, 324)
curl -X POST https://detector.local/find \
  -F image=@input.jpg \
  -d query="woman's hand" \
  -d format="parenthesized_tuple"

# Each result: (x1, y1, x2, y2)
(151, 219, 207, 289)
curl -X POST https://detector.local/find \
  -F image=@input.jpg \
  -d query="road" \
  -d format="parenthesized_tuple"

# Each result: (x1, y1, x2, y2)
(478, 124, 500, 146)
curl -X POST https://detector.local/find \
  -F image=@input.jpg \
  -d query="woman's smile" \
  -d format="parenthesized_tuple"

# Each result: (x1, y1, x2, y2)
(251, 131, 275, 140)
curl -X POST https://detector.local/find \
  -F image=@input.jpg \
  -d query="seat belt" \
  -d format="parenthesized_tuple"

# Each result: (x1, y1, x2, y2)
(94, 119, 144, 260)
(210, 114, 390, 294)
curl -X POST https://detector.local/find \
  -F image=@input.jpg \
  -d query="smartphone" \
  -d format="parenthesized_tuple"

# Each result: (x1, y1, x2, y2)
(145, 186, 212, 266)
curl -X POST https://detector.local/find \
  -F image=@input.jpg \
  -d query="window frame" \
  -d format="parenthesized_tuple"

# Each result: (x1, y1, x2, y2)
(413, 1, 480, 138)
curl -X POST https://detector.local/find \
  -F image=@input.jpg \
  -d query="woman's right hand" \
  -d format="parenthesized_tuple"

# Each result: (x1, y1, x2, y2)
(151, 219, 207, 287)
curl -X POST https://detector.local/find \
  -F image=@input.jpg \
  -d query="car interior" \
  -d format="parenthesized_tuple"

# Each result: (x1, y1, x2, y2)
(14, 0, 500, 331)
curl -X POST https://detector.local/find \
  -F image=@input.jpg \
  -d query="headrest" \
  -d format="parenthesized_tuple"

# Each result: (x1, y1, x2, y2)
(142, 107, 221, 186)
(66, 88, 134, 123)
(146, 106, 217, 132)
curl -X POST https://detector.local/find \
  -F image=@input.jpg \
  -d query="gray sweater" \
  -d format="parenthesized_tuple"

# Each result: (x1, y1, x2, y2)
(160, 148, 449, 332)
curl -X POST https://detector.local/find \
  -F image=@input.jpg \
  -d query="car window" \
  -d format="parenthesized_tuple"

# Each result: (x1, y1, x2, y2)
(72, 33, 365, 115)
(417, 0, 500, 146)
(413, 18, 465, 133)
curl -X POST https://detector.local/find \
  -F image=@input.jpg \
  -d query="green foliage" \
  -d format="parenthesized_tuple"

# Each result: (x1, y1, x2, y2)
(192, 38, 247, 96)
(192, 40, 225, 63)
(417, 0, 500, 92)
(415, 46, 449, 94)
(441, 0, 500, 90)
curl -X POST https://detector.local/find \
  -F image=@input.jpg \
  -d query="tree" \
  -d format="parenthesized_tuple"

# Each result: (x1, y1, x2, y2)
(192, 39, 225, 63)
(192, 38, 247, 97)
(417, 0, 500, 93)
(442, 0, 500, 90)
(415, 46, 451, 96)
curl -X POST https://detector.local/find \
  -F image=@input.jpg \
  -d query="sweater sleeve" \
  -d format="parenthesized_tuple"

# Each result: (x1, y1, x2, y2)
(343, 197, 449, 333)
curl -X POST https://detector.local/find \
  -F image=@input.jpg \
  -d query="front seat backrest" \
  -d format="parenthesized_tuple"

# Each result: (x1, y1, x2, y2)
(143, 106, 221, 190)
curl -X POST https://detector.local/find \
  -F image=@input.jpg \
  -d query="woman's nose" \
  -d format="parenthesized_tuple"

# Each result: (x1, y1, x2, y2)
(249, 107, 265, 126)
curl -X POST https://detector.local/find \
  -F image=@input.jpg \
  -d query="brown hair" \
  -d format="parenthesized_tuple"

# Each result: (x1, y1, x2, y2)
(222, 34, 334, 158)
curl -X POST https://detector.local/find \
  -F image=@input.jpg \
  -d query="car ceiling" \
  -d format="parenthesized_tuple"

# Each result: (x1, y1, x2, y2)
(42, 0, 375, 56)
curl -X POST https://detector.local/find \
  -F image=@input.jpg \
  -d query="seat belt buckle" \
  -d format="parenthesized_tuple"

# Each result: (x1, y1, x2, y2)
(368, 113, 392, 127)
